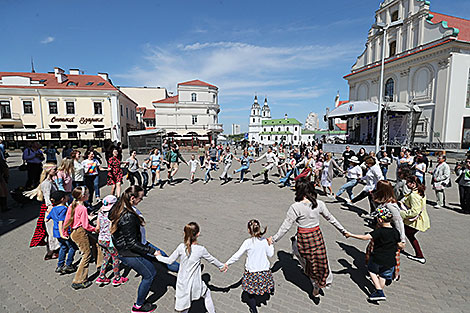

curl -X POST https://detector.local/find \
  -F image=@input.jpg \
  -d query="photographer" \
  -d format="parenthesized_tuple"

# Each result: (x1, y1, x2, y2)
(455, 159, 470, 214)
(23, 142, 45, 190)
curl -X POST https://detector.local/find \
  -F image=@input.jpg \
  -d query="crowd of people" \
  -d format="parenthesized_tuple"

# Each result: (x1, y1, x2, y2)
(11, 138, 470, 312)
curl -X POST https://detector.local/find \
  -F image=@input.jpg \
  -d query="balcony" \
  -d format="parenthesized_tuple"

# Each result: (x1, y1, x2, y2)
(0, 112, 22, 122)
(208, 123, 223, 132)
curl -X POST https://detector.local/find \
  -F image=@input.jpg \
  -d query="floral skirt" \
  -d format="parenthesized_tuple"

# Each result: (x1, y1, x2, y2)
(242, 270, 275, 295)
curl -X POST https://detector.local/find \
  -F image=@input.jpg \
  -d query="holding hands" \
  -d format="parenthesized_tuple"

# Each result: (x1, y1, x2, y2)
(154, 250, 162, 257)
(267, 236, 273, 245)
(220, 264, 228, 272)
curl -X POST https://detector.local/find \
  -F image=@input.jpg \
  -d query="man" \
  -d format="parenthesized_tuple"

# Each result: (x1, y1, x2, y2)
(166, 145, 187, 184)
(379, 151, 391, 180)
(342, 146, 355, 171)
(455, 159, 470, 214)
(432, 154, 450, 209)
(377, 146, 386, 160)
(209, 143, 218, 170)
(253, 147, 278, 184)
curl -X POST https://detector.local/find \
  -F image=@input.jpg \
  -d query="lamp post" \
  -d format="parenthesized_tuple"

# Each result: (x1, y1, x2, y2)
(373, 19, 403, 153)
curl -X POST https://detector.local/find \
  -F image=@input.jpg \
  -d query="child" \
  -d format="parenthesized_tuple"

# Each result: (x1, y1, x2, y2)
(156, 222, 225, 313)
(46, 190, 77, 274)
(346, 207, 404, 301)
(233, 150, 253, 183)
(336, 156, 362, 203)
(224, 220, 274, 313)
(141, 157, 150, 193)
(95, 195, 129, 287)
(202, 151, 217, 184)
(188, 154, 199, 183)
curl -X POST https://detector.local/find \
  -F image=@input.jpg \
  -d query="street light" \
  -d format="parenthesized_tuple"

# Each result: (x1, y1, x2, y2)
(373, 19, 403, 153)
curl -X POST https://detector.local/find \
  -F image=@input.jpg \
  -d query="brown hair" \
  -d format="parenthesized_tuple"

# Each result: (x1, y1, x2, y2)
(247, 219, 267, 238)
(406, 175, 426, 197)
(364, 156, 376, 165)
(372, 180, 397, 204)
(64, 186, 88, 230)
(70, 150, 81, 159)
(109, 185, 145, 234)
(295, 178, 318, 208)
(184, 222, 200, 255)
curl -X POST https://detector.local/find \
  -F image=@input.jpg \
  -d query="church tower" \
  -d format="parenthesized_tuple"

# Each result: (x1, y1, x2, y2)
(248, 95, 262, 142)
(261, 97, 271, 122)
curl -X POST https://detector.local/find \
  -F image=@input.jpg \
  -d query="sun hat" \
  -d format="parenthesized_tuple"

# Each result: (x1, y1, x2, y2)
(349, 156, 360, 163)
(102, 195, 118, 211)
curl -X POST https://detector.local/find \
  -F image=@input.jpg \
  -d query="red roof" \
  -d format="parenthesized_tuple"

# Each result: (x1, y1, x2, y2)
(335, 123, 347, 131)
(143, 109, 155, 119)
(136, 107, 146, 113)
(153, 95, 179, 104)
(177, 79, 217, 89)
(0, 72, 117, 90)
(430, 12, 470, 42)
(337, 100, 349, 107)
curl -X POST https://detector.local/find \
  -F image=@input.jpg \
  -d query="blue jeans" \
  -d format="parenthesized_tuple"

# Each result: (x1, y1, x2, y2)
(205, 168, 213, 182)
(119, 256, 157, 306)
(381, 167, 388, 180)
(368, 261, 394, 280)
(147, 243, 179, 272)
(211, 156, 217, 170)
(84, 175, 100, 200)
(336, 178, 358, 199)
(235, 166, 249, 181)
(72, 180, 85, 189)
(57, 237, 77, 267)
(280, 169, 294, 186)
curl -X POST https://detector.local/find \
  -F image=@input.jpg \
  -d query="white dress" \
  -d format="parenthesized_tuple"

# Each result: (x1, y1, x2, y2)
(156, 243, 224, 311)
(321, 160, 331, 187)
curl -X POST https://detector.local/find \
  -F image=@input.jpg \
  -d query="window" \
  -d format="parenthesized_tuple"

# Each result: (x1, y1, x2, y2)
(39, 79, 46, 83)
(295, 127, 298, 131)
(120, 104, 123, 116)
(391, 11, 399, 22)
(264, 128, 266, 131)
(268, 136, 270, 140)
(271, 127, 273, 131)
(126, 107, 129, 118)
(50, 132, 61, 139)
(0, 101, 11, 119)
(260, 136, 263, 141)
(278, 127, 281, 131)
(294, 136, 297, 140)
(94, 102, 103, 114)
(253, 118, 255, 123)
(191, 93, 197, 102)
(67, 82, 77, 86)
(385, 78, 394, 101)
(23, 101, 33, 114)
(26, 133, 37, 139)
(95, 130, 105, 138)
(192, 115, 198, 125)
(287, 127, 289, 131)
(49, 101, 58, 114)
(389, 40, 397, 57)
(213, 94, 216, 102)
(146, 119, 156, 127)
(466, 69, 470, 108)
(66, 101, 75, 114)
(86, 82, 93, 86)
(97, 82, 105, 86)
(68, 132, 78, 139)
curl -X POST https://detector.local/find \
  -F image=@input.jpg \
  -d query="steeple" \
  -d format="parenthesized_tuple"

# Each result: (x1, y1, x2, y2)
(250, 95, 261, 117)
(261, 96, 271, 119)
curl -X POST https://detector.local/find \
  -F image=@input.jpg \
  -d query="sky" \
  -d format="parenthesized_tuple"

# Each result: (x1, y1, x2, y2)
(1, 0, 469, 132)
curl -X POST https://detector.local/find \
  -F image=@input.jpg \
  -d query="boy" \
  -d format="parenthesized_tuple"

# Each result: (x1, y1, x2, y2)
(46, 191, 77, 274)
(188, 154, 199, 183)
(346, 207, 404, 301)
(141, 157, 150, 194)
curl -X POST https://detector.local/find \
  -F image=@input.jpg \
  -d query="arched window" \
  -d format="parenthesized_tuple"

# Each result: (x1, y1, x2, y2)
(191, 93, 197, 102)
(385, 78, 394, 101)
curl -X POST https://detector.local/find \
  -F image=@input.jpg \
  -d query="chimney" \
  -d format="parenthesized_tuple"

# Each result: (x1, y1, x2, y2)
(69, 69, 80, 75)
(98, 72, 109, 81)
(284, 113, 288, 120)
(54, 67, 67, 84)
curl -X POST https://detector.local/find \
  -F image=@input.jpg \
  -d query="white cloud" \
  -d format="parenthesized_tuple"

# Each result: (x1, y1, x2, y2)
(41, 36, 55, 44)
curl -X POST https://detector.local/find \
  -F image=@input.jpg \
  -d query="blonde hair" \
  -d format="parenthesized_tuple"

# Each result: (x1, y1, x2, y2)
(24, 163, 57, 201)
(58, 157, 74, 175)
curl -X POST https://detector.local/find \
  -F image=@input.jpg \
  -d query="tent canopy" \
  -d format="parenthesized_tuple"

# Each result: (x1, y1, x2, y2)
(328, 101, 421, 118)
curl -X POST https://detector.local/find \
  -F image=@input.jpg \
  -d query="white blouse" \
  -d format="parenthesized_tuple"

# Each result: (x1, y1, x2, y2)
(226, 237, 274, 272)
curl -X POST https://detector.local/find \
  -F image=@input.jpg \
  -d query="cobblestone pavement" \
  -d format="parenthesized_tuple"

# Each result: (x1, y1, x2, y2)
(1, 153, 469, 313)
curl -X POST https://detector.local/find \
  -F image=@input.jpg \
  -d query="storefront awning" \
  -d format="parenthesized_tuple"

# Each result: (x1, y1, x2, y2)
(328, 101, 421, 118)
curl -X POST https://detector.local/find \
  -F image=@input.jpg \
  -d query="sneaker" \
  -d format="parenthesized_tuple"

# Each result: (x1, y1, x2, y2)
(312, 286, 320, 297)
(71, 281, 92, 290)
(62, 265, 77, 273)
(55, 266, 64, 273)
(434, 205, 443, 209)
(131, 303, 157, 313)
(407, 255, 426, 264)
(95, 277, 111, 286)
(345, 199, 353, 204)
(112, 277, 129, 286)
(369, 290, 386, 301)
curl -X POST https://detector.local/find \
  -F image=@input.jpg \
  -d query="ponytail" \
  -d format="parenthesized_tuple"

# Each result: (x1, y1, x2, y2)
(294, 178, 318, 208)
(247, 219, 267, 238)
(109, 185, 145, 234)
(406, 175, 426, 198)
(64, 186, 88, 230)
(183, 222, 200, 255)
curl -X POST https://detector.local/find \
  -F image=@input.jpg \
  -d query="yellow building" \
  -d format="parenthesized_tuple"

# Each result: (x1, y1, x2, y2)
(0, 67, 138, 147)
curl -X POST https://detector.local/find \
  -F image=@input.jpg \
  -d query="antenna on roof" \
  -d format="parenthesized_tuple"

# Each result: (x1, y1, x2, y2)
(31, 57, 36, 73)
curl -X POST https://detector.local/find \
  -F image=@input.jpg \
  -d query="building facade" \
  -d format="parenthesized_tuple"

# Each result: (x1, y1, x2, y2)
(152, 80, 222, 143)
(231, 123, 241, 135)
(304, 112, 320, 130)
(344, 0, 470, 149)
(0, 68, 138, 147)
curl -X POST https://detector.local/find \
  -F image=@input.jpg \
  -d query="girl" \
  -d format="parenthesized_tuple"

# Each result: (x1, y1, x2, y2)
(225, 220, 274, 313)
(126, 150, 142, 187)
(27, 163, 60, 260)
(56, 157, 73, 193)
(357, 147, 367, 164)
(82, 150, 101, 203)
(401, 176, 430, 264)
(95, 195, 128, 286)
(156, 222, 224, 313)
(279, 152, 297, 187)
(150, 148, 165, 187)
(187, 155, 199, 183)
(107, 148, 123, 196)
(233, 150, 253, 183)
(269, 178, 348, 297)
(71, 150, 84, 188)
(64, 186, 103, 289)
(321, 153, 342, 198)
(219, 146, 234, 182)
(414, 156, 427, 185)
(202, 151, 217, 184)
(141, 157, 150, 192)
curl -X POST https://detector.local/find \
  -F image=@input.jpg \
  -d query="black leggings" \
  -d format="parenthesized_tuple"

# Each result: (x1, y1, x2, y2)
(128, 171, 142, 186)
(351, 190, 377, 213)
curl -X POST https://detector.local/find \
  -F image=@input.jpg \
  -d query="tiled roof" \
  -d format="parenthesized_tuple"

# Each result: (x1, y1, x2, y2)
(153, 95, 179, 104)
(335, 123, 347, 131)
(262, 118, 302, 125)
(178, 79, 218, 89)
(0, 72, 116, 90)
(136, 107, 146, 113)
(143, 109, 155, 119)
(430, 12, 470, 42)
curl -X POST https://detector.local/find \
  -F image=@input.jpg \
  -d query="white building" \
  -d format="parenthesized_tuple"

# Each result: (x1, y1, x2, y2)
(341, 0, 470, 149)
(231, 123, 241, 135)
(152, 80, 222, 143)
(305, 112, 320, 130)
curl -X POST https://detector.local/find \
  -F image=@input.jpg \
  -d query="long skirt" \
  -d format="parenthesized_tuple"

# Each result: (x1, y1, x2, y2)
(30, 204, 48, 247)
(365, 239, 401, 280)
(242, 270, 275, 295)
(296, 226, 329, 289)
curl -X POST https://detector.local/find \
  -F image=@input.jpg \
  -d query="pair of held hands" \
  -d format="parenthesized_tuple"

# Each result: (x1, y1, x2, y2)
(343, 231, 406, 250)
(153, 250, 230, 273)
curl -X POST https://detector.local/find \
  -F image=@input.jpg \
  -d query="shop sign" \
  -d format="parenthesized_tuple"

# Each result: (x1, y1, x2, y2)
(50, 116, 104, 124)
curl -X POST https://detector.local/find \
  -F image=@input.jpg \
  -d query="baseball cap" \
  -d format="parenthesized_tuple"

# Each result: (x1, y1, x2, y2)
(371, 206, 393, 220)
(102, 195, 118, 211)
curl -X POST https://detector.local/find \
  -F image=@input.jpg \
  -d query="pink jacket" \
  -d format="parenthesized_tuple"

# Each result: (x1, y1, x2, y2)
(64, 204, 95, 234)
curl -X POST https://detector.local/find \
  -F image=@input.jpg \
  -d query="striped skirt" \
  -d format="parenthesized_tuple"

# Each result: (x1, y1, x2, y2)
(365, 239, 401, 280)
(295, 167, 312, 181)
(296, 226, 329, 289)
(30, 204, 48, 247)
(242, 270, 275, 295)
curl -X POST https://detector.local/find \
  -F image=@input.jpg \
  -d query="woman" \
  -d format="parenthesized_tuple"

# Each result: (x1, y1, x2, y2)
(82, 150, 101, 203)
(107, 148, 123, 196)
(365, 180, 406, 280)
(198, 143, 205, 166)
(401, 176, 430, 264)
(431, 154, 450, 209)
(269, 178, 348, 297)
(414, 156, 427, 185)
(456, 159, 470, 214)
(56, 157, 73, 193)
(27, 163, 60, 260)
(149, 148, 165, 187)
(351, 156, 384, 213)
(233, 150, 253, 183)
(71, 150, 84, 188)
(321, 153, 342, 198)
(357, 147, 367, 164)
(126, 150, 142, 187)
(110, 186, 177, 313)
